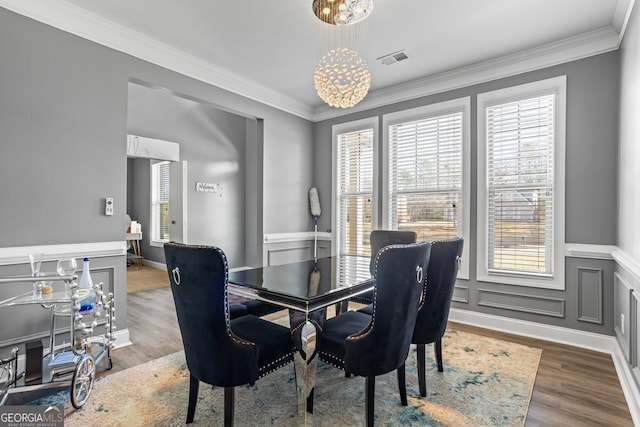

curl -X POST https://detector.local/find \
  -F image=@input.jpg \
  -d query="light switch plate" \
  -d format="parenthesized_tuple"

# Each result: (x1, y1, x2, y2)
(105, 197, 114, 216)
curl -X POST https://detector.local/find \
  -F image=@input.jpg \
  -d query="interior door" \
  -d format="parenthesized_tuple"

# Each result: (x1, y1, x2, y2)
(169, 160, 187, 243)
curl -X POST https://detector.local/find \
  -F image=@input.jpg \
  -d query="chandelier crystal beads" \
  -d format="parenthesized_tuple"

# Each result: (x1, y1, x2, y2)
(313, 48, 371, 108)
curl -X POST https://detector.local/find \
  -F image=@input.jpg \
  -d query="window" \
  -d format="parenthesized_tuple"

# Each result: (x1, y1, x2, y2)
(151, 161, 170, 244)
(477, 76, 566, 289)
(383, 98, 470, 278)
(332, 118, 378, 257)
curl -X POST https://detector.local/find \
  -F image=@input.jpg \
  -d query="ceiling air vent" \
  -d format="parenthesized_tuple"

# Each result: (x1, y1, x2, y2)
(378, 50, 409, 65)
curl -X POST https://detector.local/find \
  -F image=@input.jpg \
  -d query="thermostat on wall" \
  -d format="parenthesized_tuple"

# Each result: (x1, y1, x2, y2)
(105, 197, 114, 216)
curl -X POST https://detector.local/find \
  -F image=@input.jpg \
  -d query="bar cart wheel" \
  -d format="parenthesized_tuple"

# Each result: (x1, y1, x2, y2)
(71, 353, 95, 409)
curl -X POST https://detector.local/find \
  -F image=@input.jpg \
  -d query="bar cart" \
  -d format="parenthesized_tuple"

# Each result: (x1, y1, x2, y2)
(0, 272, 116, 409)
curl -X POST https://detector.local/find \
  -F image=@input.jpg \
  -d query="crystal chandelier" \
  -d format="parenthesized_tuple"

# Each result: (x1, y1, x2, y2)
(312, 0, 374, 108)
(313, 48, 371, 108)
(312, 0, 374, 25)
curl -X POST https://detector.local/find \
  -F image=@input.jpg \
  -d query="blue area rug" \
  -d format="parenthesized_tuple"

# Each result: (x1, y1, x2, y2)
(33, 329, 541, 426)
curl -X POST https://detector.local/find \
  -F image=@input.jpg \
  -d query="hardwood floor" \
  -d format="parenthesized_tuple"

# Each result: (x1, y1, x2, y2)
(110, 287, 635, 426)
(108, 287, 182, 371)
(450, 322, 634, 426)
(126, 265, 169, 293)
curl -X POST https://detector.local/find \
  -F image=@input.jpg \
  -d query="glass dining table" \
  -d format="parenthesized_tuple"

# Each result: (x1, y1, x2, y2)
(228, 254, 373, 424)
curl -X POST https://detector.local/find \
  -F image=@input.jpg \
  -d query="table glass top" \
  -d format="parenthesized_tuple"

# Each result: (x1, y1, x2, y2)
(228, 255, 373, 311)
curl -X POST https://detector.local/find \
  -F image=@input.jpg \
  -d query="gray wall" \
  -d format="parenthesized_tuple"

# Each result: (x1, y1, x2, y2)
(126, 82, 249, 267)
(0, 5, 314, 252)
(0, 7, 313, 350)
(313, 52, 620, 334)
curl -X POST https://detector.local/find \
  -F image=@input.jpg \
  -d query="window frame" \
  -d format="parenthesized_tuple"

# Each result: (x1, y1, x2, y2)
(382, 97, 471, 279)
(331, 117, 379, 256)
(150, 160, 171, 248)
(476, 76, 566, 289)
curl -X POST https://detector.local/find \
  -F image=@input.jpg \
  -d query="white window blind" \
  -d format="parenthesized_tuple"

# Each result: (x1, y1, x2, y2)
(337, 128, 374, 256)
(388, 112, 464, 242)
(486, 94, 555, 276)
(151, 161, 170, 242)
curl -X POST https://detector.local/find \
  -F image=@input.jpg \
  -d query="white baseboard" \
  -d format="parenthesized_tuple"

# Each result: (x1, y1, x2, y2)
(610, 338, 640, 427)
(449, 308, 640, 426)
(112, 328, 131, 349)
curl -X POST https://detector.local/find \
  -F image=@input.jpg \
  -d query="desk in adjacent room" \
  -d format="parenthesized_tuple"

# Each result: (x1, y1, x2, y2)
(126, 232, 143, 268)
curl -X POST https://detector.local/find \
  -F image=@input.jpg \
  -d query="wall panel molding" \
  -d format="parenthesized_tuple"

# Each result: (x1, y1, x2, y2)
(565, 243, 616, 260)
(452, 286, 469, 304)
(0, 241, 127, 266)
(477, 288, 565, 317)
(264, 232, 332, 244)
(612, 247, 640, 284)
(577, 267, 603, 324)
(267, 246, 311, 266)
(615, 272, 634, 362)
(263, 233, 331, 266)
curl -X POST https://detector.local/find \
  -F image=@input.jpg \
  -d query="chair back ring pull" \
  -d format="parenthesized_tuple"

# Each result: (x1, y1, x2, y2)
(172, 267, 181, 285)
(416, 265, 423, 284)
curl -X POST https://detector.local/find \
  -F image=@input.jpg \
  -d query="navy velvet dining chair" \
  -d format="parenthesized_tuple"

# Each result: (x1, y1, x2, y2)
(409, 237, 464, 397)
(317, 242, 431, 427)
(337, 230, 417, 314)
(164, 242, 295, 426)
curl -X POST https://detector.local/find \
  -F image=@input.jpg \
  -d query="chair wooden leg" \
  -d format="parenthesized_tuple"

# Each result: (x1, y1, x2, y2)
(366, 376, 375, 427)
(435, 339, 444, 372)
(186, 374, 199, 424)
(397, 363, 408, 406)
(224, 387, 235, 427)
(417, 344, 427, 397)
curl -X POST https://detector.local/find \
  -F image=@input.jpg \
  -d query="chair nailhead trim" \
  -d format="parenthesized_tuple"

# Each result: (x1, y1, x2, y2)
(258, 354, 294, 378)
(318, 351, 345, 370)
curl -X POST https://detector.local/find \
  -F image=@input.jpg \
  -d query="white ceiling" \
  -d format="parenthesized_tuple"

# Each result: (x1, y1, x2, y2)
(0, 0, 634, 121)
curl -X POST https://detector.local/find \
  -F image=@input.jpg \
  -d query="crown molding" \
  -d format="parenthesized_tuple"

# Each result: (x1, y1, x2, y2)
(0, 0, 633, 123)
(312, 26, 621, 121)
(613, 0, 637, 46)
(0, 0, 315, 121)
